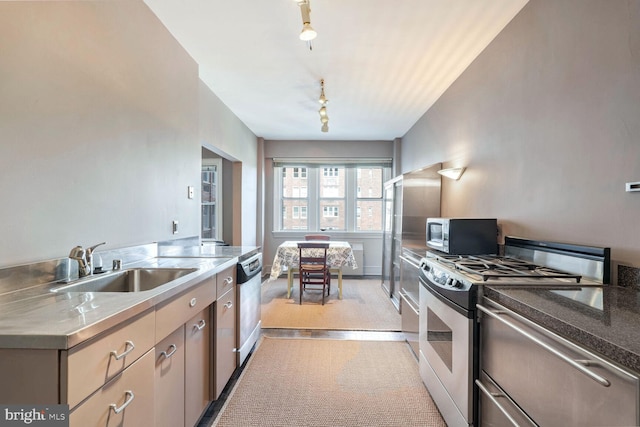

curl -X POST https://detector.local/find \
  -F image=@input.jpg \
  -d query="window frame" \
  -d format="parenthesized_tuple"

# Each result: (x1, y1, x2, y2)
(274, 162, 390, 232)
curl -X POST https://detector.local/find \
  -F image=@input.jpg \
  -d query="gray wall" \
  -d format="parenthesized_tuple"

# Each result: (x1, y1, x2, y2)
(401, 0, 640, 278)
(0, 2, 258, 268)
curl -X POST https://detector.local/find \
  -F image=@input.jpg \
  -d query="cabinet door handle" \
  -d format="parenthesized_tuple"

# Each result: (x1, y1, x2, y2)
(109, 390, 135, 414)
(477, 302, 611, 387)
(224, 276, 234, 285)
(193, 319, 206, 331)
(224, 301, 233, 309)
(160, 344, 177, 359)
(110, 340, 135, 361)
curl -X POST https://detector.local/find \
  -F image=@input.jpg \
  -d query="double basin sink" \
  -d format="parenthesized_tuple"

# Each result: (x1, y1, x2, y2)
(51, 267, 198, 293)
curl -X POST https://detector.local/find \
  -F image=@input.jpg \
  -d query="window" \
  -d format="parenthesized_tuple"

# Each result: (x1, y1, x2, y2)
(275, 162, 389, 232)
(323, 206, 339, 217)
(202, 158, 222, 240)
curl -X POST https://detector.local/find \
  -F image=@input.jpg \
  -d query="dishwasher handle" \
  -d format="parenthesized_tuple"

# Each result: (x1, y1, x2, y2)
(477, 302, 611, 387)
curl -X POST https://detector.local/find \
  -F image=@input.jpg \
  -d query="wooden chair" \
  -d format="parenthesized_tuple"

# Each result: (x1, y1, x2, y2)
(304, 234, 331, 241)
(297, 242, 331, 305)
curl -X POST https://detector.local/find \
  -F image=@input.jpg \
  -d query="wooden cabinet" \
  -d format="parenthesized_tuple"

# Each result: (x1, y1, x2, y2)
(154, 327, 185, 427)
(70, 348, 155, 427)
(185, 307, 211, 427)
(214, 283, 236, 399)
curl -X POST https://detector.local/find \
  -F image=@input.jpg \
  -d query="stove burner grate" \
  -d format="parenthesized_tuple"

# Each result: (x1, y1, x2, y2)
(430, 254, 582, 283)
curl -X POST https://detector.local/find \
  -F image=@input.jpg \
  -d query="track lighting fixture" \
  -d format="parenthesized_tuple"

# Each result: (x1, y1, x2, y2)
(296, 0, 317, 43)
(318, 79, 329, 132)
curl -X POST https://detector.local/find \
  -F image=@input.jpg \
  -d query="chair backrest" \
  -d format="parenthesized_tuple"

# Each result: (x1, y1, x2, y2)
(297, 242, 329, 267)
(304, 234, 331, 241)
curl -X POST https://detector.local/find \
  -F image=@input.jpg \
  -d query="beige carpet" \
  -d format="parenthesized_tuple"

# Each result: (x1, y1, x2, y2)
(261, 278, 401, 331)
(212, 337, 446, 427)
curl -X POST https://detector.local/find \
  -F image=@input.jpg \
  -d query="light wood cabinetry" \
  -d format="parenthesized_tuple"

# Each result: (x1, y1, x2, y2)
(70, 348, 155, 427)
(214, 265, 237, 399)
(154, 327, 185, 427)
(185, 307, 211, 427)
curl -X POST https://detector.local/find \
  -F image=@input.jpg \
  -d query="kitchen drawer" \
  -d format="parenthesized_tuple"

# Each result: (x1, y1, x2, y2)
(64, 309, 155, 409)
(70, 348, 155, 427)
(155, 278, 215, 342)
(216, 265, 235, 299)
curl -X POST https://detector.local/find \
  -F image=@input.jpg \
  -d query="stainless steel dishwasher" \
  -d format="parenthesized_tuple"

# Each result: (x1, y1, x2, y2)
(236, 252, 262, 366)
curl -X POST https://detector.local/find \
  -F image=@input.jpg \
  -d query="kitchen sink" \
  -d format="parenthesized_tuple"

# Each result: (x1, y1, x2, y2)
(51, 267, 198, 293)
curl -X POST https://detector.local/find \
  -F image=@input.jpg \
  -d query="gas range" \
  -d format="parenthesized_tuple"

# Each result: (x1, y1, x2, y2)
(419, 236, 609, 312)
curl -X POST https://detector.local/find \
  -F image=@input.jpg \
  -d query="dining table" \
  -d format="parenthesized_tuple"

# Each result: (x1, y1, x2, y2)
(269, 240, 358, 299)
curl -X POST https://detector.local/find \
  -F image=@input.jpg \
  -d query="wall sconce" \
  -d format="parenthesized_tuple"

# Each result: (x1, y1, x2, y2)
(437, 167, 466, 180)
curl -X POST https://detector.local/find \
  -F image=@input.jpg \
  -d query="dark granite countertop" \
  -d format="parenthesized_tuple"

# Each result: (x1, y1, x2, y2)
(483, 285, 640, 373)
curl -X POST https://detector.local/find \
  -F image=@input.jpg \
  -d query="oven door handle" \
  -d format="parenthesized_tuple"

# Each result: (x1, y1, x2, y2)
(476, 303, 611, 387)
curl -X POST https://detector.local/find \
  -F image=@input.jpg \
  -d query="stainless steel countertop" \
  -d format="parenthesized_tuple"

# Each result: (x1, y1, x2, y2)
(0, 256, 240, 350)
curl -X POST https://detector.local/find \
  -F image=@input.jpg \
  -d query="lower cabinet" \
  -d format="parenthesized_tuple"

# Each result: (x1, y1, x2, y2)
(154, 327, 185, 427)
(214, 286, 237, 399)
(185, 307, 212, 427)
(155, 307, 213, 427)
(70, 349, 155, 426)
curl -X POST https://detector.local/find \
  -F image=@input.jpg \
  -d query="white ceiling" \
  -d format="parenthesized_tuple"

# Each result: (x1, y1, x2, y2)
(143, 0, 528, 141)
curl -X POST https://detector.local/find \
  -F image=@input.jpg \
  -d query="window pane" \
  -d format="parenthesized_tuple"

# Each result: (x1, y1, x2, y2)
(356, 200, 382, 230)
(356, 167, 382, 198)
(319, 200, 345, 230)
(282, 167, 308, 197)
(320, 167, 344, 197)
(282, 200, 308, 230)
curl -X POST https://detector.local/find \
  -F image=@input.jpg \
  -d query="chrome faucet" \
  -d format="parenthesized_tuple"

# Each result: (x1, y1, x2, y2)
(69, 242, 106, 278)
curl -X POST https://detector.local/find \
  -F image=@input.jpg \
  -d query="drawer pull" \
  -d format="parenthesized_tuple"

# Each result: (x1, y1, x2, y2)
(109, 390, 135, 414)
(224, 301, 233, 309)
(476, 380, 521, 427)
(110, 340, 135, 361)
(224, 276, 234, 285)
(160, 344, 177, 359)
(477, 303, 611, 387)
(189, 297, 197, 307)
(193, 319, 206, 331)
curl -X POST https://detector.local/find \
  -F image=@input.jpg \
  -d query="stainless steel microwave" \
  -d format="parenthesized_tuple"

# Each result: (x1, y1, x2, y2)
(426, 218, 498, 255)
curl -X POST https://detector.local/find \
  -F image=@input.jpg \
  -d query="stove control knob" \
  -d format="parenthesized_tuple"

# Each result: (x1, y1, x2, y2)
(450, 279, 461, 288)
(445, 278, 452, 287)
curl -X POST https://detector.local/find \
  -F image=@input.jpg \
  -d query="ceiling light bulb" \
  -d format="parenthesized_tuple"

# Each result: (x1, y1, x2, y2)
(319, 106, 328, 117)
(320, 116, 329, 124)
(318, 93, 328, 104)
(321, 123, 329, 132)
(300, 23, 317, 41)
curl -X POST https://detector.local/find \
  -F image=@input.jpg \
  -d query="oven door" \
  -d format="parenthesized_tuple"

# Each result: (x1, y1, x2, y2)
(419, 275, 474, 427)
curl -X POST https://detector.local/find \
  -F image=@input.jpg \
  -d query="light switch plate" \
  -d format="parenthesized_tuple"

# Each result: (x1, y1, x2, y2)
(188, 186, 194, 199)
